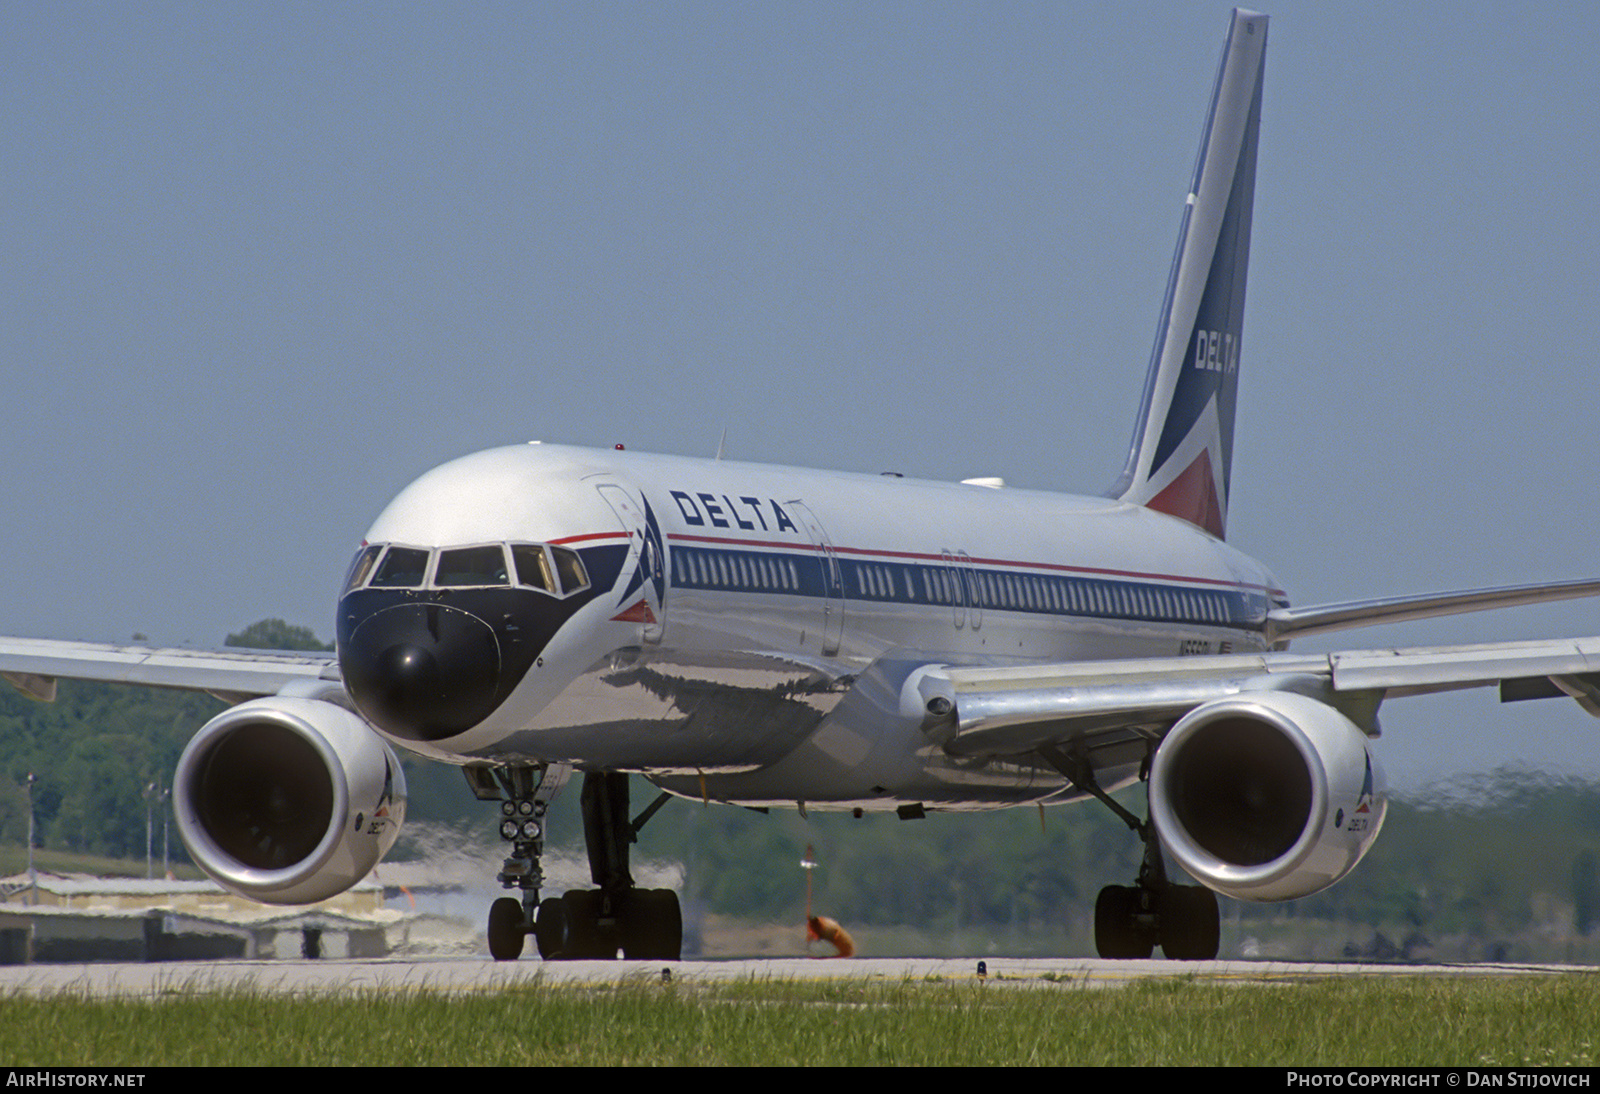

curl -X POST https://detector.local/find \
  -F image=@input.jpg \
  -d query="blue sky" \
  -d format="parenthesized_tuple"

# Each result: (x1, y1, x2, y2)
(4, 2, 1598, 788)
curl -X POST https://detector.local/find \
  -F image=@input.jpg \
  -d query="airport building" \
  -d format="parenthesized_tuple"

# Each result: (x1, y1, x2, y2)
(0, 872, 461, 964)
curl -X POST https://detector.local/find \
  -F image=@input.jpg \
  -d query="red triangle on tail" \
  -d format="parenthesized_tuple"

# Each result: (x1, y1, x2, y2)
(1144, 451, 1226, 539)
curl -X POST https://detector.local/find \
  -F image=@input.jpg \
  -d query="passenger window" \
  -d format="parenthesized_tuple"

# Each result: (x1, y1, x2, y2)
(343, 545, 382, 593)
(513, 545, 557, 593)
(551, 546, 590, 595)
(370, 547, 430, 588)
(435, 545, 510, 587)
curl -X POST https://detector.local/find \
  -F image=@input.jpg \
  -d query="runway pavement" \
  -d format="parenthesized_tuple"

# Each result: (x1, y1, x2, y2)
(0, 956, 1589, 998)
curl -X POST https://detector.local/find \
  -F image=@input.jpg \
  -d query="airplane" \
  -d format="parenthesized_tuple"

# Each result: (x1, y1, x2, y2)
(5, 7, 1600, 962)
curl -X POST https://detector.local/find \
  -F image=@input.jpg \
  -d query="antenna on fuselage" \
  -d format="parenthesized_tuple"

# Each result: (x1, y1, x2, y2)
(715, 428, 729, 461)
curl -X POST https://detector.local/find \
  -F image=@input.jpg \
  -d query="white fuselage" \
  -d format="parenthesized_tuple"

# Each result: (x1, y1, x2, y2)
(346, 442, 1285, 810)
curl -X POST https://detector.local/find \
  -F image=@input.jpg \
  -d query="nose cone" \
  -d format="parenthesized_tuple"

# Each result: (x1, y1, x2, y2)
(341, 603, 502, 742)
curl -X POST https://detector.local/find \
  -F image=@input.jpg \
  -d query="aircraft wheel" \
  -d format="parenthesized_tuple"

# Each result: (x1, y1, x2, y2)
(622, 888, 683, 961)
(1159, 885, 1220, 961)
(560, 889, 616, 959)
(488, 896, 526, 961)
(1094, 885, 1155, 959)
(534, 896, 569, 959)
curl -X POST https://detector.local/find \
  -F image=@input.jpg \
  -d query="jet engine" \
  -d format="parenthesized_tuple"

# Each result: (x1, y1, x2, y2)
(1148, 690, 1385, 902)
(173, 695, 407, 905)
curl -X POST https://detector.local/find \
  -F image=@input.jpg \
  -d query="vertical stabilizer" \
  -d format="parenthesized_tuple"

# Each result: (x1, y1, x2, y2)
(1109, 9, 1267, 540)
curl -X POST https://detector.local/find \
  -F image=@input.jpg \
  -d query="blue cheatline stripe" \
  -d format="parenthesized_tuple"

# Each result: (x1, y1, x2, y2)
(666, 543, 1274, 630)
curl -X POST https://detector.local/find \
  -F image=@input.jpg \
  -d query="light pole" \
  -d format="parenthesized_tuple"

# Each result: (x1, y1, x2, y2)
(160, 784, 170, 879)
(26, 774, 36, 905)
(800, 843, 817, 920)
(144, 781, 156, 880)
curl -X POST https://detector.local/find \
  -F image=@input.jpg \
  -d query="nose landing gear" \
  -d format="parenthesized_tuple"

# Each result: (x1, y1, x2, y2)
(467, 764, 684, 961)
(468, 762, 565, 961)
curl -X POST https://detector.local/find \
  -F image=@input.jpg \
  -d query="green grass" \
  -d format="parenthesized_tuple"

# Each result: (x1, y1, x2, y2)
(1, 975, 1596, 1066)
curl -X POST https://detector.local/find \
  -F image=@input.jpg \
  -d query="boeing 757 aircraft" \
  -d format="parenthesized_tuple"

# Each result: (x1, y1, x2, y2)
(5, 9, 1599, 961)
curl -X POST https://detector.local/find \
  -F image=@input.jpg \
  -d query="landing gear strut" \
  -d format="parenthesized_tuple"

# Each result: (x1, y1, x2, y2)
(1039, 744, 1220, 961)
(466, 765, 683, 961)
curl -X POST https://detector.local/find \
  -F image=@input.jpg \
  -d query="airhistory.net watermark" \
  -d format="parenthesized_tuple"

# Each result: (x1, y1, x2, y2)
(4, 1074, 145, 1087)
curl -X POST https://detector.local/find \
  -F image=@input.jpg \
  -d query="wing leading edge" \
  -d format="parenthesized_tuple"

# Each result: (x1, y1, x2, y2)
(913, 635, 1600, 761)
(0, 636, 339, 704)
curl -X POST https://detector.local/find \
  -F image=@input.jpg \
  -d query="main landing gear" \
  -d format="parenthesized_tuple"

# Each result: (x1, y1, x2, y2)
(1039, 744, 1220, 961)
(466, 765, 683, 961)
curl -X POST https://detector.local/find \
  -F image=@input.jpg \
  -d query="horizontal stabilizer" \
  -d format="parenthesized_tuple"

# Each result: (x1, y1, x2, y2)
(1263, 577, 1600, 643)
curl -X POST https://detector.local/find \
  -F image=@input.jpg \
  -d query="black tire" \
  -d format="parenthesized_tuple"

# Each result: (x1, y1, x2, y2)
(1094, 885, 1155, 959)
(488, 896, 526, 961)
(622, 889, 683, 961)
(534, 896, 569, 959)
(561, 889, 615, 959)
(1159, 885, 1220, 961)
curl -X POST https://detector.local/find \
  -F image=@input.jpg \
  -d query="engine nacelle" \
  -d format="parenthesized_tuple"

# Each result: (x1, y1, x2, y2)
(173, 696, 407, 905)
(1148, 690, 1385, 902)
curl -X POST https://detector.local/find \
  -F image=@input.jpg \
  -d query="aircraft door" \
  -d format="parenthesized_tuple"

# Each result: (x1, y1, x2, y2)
(594, 483, 666, 644)
(940, 550, 983, 631)
(941, 550, 966, 630)
(959, 550, 983, 631)
(786, 500, 844, 657)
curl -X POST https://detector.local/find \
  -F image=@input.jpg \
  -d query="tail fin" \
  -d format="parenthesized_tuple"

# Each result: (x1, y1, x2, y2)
(1110, 8, 1267, 541)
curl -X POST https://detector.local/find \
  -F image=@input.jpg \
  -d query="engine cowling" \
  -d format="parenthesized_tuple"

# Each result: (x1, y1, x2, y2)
(173, 696, 407, 905)
(1148, 690, 1385, 902)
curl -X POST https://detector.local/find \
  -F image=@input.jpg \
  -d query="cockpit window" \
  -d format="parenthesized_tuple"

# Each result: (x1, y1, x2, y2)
(349, 541, 589, 596)
(435, 545, 511, 587)
(369, 546, 431, 588)
(512, 544, 556, 593)
(551, 546, 590, 595)
(343, 545, 382, 593)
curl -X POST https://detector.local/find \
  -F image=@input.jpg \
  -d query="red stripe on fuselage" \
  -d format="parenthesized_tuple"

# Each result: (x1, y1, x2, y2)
(550, 531, 633, 545)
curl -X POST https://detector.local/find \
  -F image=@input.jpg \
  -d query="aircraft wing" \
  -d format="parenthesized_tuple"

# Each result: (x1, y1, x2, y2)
(914, 636, 1600, 759)
(0, 636, 340, 704)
